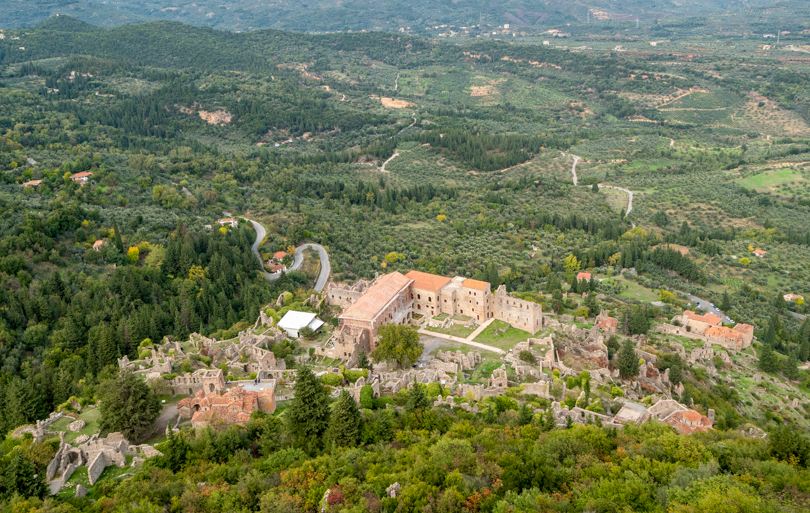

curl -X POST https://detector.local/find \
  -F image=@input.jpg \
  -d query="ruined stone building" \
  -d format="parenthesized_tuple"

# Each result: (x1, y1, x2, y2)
(671, 310, 754, 350)
(178, 384, 276, 428)
(168, 368, 226, 396)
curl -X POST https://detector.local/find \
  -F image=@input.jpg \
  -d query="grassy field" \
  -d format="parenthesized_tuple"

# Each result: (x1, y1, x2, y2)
(49, 408, 102, 444)
(736, 168, 807, 192)
(425, 324, 476, 338)
(473, 320, 532, 350)
(602, 275, 661, 302)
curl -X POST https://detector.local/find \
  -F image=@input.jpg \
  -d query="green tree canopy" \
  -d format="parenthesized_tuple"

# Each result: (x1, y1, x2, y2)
(285, 365, 330, 452)
(371, 324, 423, 369)
(327, 390, 362, 448)
(618, 339, 640, 379)
(98, 370, 161, 441)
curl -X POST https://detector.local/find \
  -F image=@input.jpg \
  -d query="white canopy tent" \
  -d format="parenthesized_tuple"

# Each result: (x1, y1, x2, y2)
(277, 311, 325, 338)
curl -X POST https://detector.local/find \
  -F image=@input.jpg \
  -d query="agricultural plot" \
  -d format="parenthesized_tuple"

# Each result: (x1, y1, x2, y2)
(736, 168, 808, 194)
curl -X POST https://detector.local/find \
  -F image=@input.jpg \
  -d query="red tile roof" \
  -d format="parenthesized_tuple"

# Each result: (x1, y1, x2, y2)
(576, 272, 591, 281)
(405, 270, 452, 293)
(704, 325, 742, 342)
(273, 251, 287, 260)
(462, 278, 490, 291)
(732, 323, 754, 334)
(71, 171, 92, 179)
(341, 272, 412, 321)
(683, 310, 722, 326)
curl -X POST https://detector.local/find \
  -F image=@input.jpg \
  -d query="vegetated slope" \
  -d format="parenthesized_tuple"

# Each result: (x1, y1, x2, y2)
(0, 0, 784, 31)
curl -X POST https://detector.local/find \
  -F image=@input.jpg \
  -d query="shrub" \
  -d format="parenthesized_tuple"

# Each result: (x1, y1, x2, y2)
(320, 373, 343, 386)
(518, 350, 536, 364)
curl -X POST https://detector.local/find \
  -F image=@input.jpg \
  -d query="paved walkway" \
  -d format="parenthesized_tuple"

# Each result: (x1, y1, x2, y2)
(466, 318, 495, 340)
(418, 318, 504, 355)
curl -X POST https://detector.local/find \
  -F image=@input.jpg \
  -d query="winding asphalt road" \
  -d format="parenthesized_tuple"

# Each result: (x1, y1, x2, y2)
(223, 212, 331, 292)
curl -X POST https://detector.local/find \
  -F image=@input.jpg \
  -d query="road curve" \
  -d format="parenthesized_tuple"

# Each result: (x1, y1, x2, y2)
(598, 185, 634, 216)
(223, 212, 331, 292)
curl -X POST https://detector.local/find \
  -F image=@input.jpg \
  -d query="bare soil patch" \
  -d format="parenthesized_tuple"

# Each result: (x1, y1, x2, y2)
(380, 97, 415, 108)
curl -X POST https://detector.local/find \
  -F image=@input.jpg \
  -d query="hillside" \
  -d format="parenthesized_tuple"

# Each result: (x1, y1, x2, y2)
(0, 0, 790, 32)
(1, 14, 810, 513)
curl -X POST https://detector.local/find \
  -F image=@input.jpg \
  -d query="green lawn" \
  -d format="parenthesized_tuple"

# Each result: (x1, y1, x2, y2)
(425, 324, 476, 339)
(473, 320, 532, 350)
(737, 168, 805, 190)
(49, 408, 102, 444)
(602, 275, 661, 302)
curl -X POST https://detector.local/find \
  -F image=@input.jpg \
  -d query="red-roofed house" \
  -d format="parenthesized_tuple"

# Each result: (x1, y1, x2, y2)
(665, 409, 713, 435)
(70, 171, 92, 184)
(753, 249, 767, 258)
(576, 271, 591, 281)
(93, 240, 106, 252)
(678, 310, 723, 333)
(732, 323, 754, 346)
(218, 217, 237, 227)
(273, 251, 287, 261)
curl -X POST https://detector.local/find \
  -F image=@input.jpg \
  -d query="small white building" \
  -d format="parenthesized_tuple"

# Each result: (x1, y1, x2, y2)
(277, 311, 324, 338)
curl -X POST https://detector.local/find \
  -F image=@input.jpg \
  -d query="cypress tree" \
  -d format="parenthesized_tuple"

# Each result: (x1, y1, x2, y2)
(799, 319, 810, 362)
(327, 390, 362, 448)
(518, 404, 533, 426)
(112, 217, 124, 253)
(721, 291, 731, 312)
(286, 365, 330, 452)
(764, 321, 777, 347)
(783, 352, 800, 380)
(759, 344, 780, 373)
(618, 339, 640, 379)
(405, 383, 430, 412)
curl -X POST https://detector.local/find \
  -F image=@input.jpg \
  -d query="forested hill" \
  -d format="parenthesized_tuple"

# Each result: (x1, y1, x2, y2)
(0, 0, 786, 32)
(0, 17, 432, 71)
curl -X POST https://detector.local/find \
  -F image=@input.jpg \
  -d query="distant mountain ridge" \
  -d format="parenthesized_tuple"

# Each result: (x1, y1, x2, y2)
(0, 0, 789, 32)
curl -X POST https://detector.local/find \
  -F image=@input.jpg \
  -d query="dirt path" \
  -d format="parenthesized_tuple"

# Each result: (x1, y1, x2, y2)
(379, 152, 400, 173)
(394, 73, 400, 91)
(564, 153, 581, 185)
(139, 402, 178, 443)
(670, 138, 675, 148)
(397, 112, 417, 136)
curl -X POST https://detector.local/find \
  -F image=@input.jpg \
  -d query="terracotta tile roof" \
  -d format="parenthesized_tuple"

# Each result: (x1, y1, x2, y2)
(93, 240, 105, 249)
(219, 217, 235, 223)
(268, 263, 285, 272)
(405, 270, 452, 292)
(683, 310, 722, 326)
(22, 180, 42, 187)
(733, 323, 754, 334)
(576, 272, 591, 281)
(462, 278, 490, 291)
(753, 249, 767, 256)
(341, 272, 412, 321)
(273, 251, 287, 260)
(71, 171, 92, 179)
(704, 325, 742, 341)
(665, 409, 712, 435)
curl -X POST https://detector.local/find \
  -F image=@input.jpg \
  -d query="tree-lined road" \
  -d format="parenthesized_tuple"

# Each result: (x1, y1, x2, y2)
(224, 213, 331, 292)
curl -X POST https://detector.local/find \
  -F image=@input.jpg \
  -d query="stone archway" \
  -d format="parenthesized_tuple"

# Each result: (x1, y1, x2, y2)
(209, 383, 215, 394)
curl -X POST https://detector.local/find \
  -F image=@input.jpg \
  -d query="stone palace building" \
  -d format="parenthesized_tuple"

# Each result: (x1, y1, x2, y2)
(321, 270, 544, 366)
